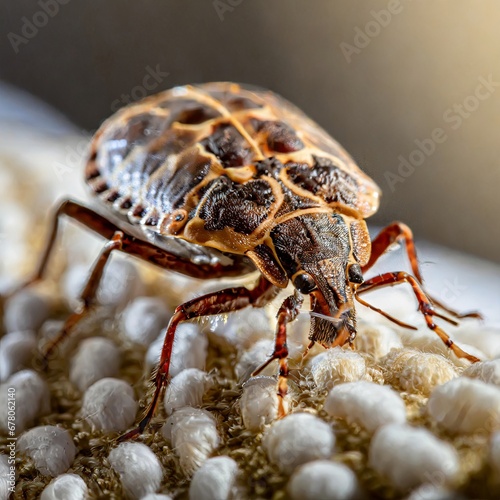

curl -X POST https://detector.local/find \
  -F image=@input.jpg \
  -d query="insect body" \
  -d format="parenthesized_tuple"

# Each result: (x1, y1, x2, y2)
(11, 82, 480, 439)
(86, 82, 380, 347)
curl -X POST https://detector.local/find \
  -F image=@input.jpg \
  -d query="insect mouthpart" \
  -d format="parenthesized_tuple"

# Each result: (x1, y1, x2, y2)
(309, 289, 356, 348)
(304, 255, 357, 348)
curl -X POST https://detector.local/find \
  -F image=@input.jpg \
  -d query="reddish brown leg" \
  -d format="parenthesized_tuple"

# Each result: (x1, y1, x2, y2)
(118, 276, 279, 441)
(252, 292, 304, 417)
(7, 199, 255, 361)
(364, 222, 480, 320)
(41, 232, 124, 361)
(10, 199, 253, 297)
(356, 271, 480, 363)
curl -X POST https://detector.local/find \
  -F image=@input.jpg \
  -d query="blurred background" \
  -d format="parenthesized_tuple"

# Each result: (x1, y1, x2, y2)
(0, 0, 498, 266)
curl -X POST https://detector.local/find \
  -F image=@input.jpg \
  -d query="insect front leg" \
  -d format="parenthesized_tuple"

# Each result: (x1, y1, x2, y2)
(356, 271, 480, 363)
(364, 222, 481, 320)
(252, 292, 304, 418)
(119, 276, 279, 441)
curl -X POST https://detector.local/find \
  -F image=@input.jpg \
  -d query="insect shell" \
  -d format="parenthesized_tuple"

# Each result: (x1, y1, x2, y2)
(85, 82, 381, 348)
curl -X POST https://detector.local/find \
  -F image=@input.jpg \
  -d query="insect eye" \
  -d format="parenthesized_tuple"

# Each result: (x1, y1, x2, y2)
(348, 263, 364, 284)
(293, 272, 317, 294)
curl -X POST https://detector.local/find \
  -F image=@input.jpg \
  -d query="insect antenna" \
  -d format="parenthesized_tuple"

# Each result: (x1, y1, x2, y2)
(308, 311, 346, 326)
(429, 310, 460, 326)
(354, 294, 418, 330)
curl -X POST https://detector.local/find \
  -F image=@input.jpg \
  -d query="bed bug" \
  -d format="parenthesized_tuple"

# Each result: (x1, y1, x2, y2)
(8, 82, 480, 440)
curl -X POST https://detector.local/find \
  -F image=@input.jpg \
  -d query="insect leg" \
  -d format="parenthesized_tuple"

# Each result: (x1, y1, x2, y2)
(356, 271, 480, 363)
(364, 222, 480, 320)
(252, 292, 304, 417)
(41, 231, 124, 361)
(9, 199, 252, 298)
(6, 200, 119, 297)
(118, 276, 279, 441)
(8, 199, 256, 360)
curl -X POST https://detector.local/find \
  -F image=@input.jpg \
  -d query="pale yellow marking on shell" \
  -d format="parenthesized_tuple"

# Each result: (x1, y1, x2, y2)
(217, 95, 381, 217)
(337, 213, 364, 273)
(223, 166, 256, 183)
(178, 175, 284, 255)
(255, 234, 290, 288)
(115, 102, 170, 124)
(242, 175, 286, 236)
(274, 146, 346, 169)
(246, 250, 288, 288)
(349, 218, 372, 266)
(181, 85, 265, 161)
(182, 217, 260, 254)
(274, 207, 337, 226)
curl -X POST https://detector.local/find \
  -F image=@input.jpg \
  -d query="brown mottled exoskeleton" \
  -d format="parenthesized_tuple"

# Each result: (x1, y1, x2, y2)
(9, 82, 480, 440)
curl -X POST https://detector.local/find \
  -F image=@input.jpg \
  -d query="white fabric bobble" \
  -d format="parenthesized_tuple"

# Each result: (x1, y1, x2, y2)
(0, 330, 36, 382)
(382, 350, 457, 396)
(63, 258, 142, 310)
(428, 377, 500, 433)
(324, 381, 406, 432)
(0, 369, 50, 434)
(18, 426, 76, 477)
(97, 258, 143, 307)
(453, 325, 500, 359)
(108, 442, 163, 499)
(209, 307, 272, 349)
(355, 323, 403, 359)
(162, 407, 220, 475)
(369, 424, 459, 490)
(164, 369, 210, 416)
(398, 330, 484, 368)
(81, 378, 137, 432)
(240, 376, 279, 432)
(41, 473, 88, 500)
(189, 456, 239, 500)
(70, 337, 121, 391)
(309, 348, 369, 390)
(121, 297, 171, 345)
(288, 460, 360, 500)
(463, 359, 500, 387)
(263, 413, 335, 474)
(235, 339, 275, 382)
(4, 289, 49, 333)
(406, 485, 465, 500)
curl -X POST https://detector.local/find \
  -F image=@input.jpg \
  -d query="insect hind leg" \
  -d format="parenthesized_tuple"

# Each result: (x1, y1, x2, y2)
(6, 199, 255, 300)
(4, 200, 119, 300)
(41, 231, 124, 363)
(4, 199, 260, 363)
(364, 222, 481, 320)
